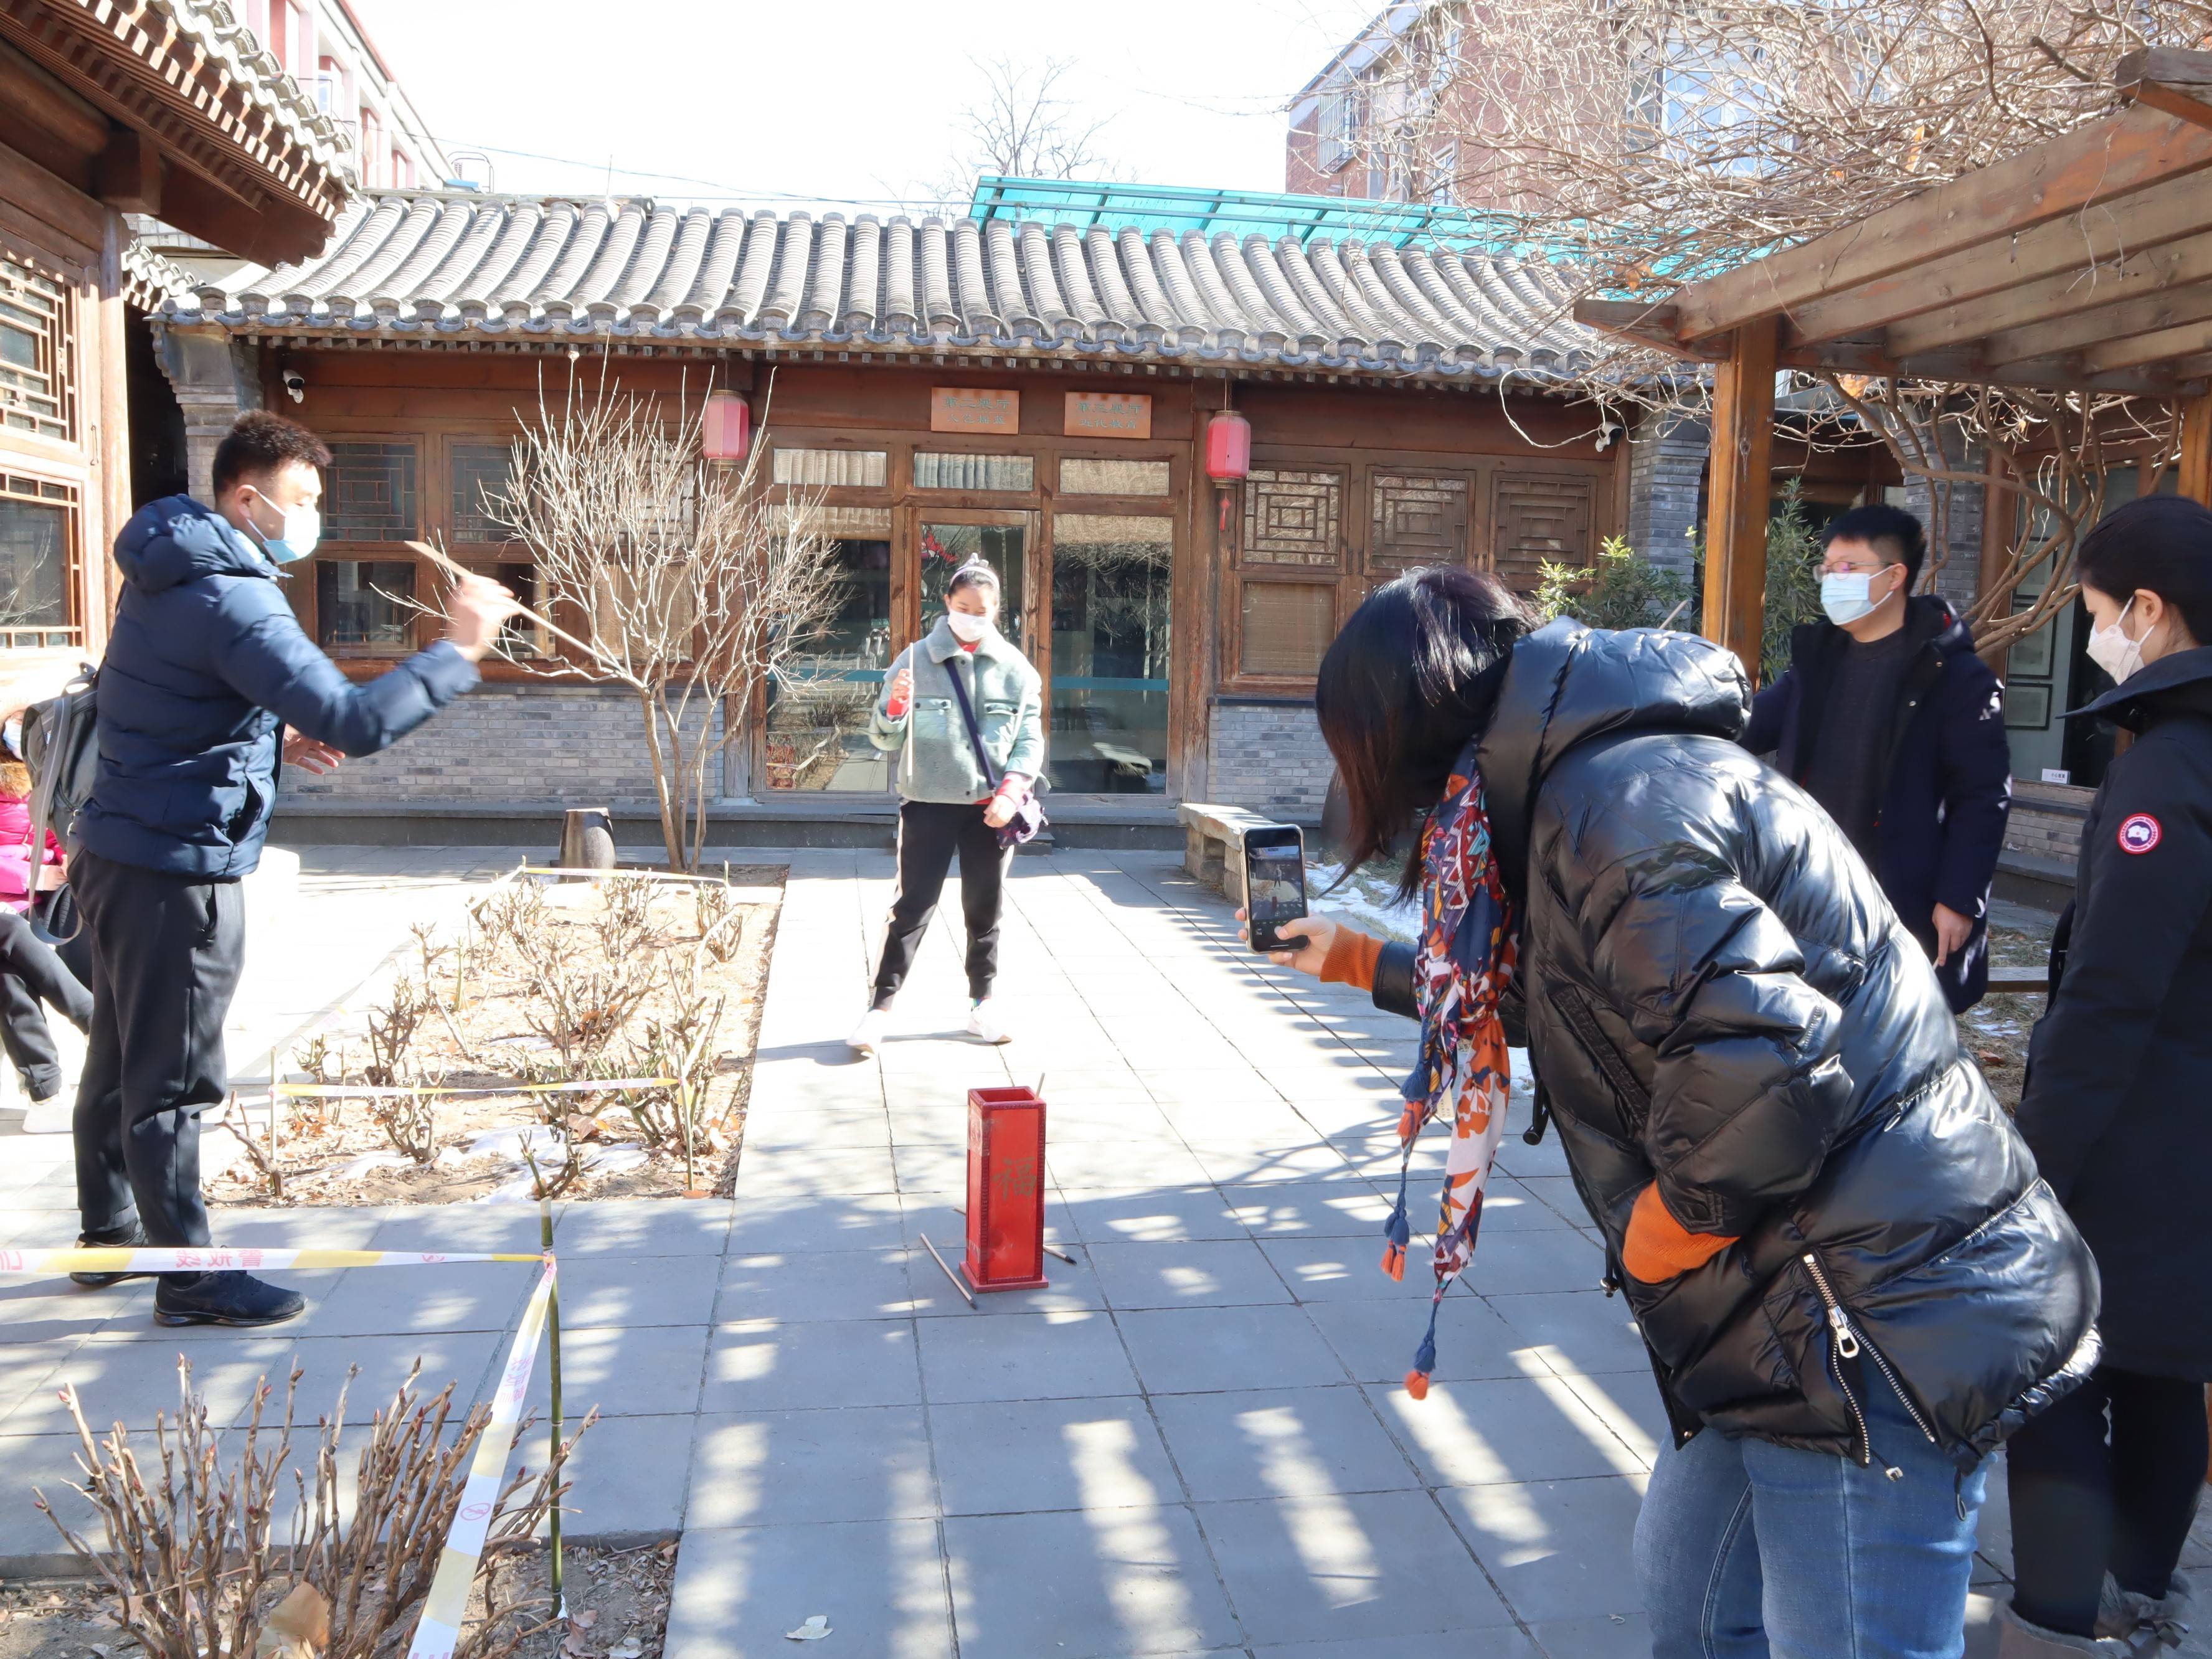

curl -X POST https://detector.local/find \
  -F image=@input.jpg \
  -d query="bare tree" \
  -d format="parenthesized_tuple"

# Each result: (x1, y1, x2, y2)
(935, 55, 1117, 206)
(456, 369, 841, 871)
(1336, 0, 2212, 645)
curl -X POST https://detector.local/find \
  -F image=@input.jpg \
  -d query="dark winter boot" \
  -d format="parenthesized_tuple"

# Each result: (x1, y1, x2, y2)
(70, 1222, 154, 1288)
(153, 1270, 305, 1328)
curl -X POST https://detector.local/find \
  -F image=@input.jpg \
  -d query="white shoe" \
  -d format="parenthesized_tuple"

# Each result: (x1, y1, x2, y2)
(20, 1097, 71, 1135)
(966, 1000, 1011, 1044)
(847, 1008, 888, 1055)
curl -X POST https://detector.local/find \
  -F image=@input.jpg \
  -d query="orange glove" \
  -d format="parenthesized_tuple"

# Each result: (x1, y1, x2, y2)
(1622, 1182, 1737, 1283)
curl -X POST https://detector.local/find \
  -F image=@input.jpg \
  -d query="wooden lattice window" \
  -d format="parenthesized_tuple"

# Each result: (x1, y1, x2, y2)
(323, 440, 418, 541)
(0, 251, 74, 445)
(1239, 584, 1336, 677)
(449, 440, 515, 544)
(1491, 471, 1596, 592)
(1369, 473, 1469, 575)
(1244, 468, 1344, 567)
(0, 471, 78, 646)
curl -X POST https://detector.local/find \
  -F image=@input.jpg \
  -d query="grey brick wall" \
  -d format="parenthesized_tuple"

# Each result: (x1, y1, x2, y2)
(1627, 409, 1709, 580)
(2004, 805, 2082, 867)
(1206, 701, 1331, 819)
(281, 684, 726, 805)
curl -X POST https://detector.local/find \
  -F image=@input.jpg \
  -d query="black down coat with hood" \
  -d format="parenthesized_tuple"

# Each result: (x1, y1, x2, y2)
(1377, 621, 2099, 1468)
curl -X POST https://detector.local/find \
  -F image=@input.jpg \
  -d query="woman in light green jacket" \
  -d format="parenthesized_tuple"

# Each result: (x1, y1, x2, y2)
(848, 562, 1044, 1052)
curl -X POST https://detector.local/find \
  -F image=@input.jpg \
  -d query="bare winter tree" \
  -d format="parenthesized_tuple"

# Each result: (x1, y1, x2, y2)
(1334, 0, 2212, 645)
(933, 55, 1117, 206)
(450, 371, 841, 871)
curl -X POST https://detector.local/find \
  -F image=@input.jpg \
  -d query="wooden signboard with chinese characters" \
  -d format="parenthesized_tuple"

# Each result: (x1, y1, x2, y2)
(1063, 390, 1153, 439)
(931, 387, 1019, 433)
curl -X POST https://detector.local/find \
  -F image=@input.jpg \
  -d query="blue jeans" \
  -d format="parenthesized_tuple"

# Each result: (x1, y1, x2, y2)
(1635, 1373, 1989, 1659)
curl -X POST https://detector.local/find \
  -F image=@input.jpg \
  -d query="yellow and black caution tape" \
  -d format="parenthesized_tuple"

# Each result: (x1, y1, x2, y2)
(404, 1255, 558, 1659)
(1, 1244, 559, 1659)
(272, 1077, 678, 1100)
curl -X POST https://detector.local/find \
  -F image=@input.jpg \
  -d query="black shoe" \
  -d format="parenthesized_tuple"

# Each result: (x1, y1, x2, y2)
(153, 1270, 306, 1328)
(70, 1224, 154, 1288)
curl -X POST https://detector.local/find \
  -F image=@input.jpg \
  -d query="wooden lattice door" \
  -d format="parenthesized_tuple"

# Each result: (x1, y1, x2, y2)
(1490, 471, 1597, 593)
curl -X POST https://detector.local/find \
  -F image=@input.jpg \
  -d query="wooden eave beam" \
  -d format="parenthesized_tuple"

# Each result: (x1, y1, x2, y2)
(1703, 318, 1778, 686)
(2075, 314, 2212, 375)
(1974, 267, 2212, 368)
(1886, 224, 2212, 360)
(1782, 168, 2212, 347)
(1569, 298, 1711, 361)
(1666, 104, 2212, 344)
(2117, 47, 2212, 133)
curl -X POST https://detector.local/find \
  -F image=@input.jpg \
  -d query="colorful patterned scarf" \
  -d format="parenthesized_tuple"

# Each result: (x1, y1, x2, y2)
(1381, 736, 1518, 1399)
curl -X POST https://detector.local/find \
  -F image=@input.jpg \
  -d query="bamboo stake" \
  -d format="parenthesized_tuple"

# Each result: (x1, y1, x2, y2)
(524, 1155, 565, 1622)
(267, 1047, 282, 1200)
(405, 539, 603, 661)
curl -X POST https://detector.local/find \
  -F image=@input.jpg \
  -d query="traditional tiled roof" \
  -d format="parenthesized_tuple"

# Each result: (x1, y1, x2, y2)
(2, 1, 354, 231)
(164, 189, 1602, 381)
(120, 237, 195, 311)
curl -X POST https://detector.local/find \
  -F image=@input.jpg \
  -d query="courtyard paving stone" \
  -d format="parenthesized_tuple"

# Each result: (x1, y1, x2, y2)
(0, 845, 2079, 1656)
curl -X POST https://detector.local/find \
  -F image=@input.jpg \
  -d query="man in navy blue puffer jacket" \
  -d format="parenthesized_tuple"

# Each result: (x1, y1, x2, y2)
(70, 410, 515, 1327)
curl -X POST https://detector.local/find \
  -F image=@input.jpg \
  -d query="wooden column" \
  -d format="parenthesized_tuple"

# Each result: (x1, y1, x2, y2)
(1701, 318, 1779, 686)
(2180, 390, 2212, 506)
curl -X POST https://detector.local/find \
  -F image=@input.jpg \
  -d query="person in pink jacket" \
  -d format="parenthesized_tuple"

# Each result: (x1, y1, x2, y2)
(0, 759, 89, 1104)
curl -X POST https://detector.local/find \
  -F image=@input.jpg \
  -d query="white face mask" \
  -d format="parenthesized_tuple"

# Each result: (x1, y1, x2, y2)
(244, 489, 321, 564)
(945, 610, 993, 644)
(2086, 597, 2151, 685)
(1820, 567, 1894, 627)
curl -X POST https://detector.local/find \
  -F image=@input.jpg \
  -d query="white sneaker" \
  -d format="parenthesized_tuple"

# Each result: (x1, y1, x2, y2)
(847, 1008, 888, 1055)
(966, 1000, 1012, 1044)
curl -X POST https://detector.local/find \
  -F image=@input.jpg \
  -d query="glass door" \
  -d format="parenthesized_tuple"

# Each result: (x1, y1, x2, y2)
(763, 524, 894, 792)
(1049, 513, 1173, 793)
(915, 514, 1035, 656)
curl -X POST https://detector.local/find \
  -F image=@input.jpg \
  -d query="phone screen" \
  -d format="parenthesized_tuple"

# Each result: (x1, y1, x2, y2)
(1244, 831, 1308, 953)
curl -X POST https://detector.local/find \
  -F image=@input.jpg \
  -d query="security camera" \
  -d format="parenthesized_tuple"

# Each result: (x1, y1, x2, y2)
(281, 369, 305, 404)
(1595, 420, 1622, 452)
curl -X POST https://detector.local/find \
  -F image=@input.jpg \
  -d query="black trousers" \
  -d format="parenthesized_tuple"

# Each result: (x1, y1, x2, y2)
(2006, 1362, 2208, 1634)
(70, 849, 245, 1248)
(871, 801, 1009, 1008)
(0, 908, 91, 1100)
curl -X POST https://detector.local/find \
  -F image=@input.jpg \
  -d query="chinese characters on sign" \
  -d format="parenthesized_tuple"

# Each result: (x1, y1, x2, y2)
(931, 387, 1020, 434)
(1064, 392, 1154, 438)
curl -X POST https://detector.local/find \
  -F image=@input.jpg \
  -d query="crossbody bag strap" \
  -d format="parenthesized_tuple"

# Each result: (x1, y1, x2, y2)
(943, 655, 1003, 790)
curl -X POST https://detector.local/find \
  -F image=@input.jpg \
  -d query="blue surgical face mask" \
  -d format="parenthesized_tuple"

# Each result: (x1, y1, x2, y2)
(1820, 564, 1899, 627)
(244, 489, 321, 565)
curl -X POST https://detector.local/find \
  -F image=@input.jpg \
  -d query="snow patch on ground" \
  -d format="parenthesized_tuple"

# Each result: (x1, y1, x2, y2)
(1307, 859, 1420, 945)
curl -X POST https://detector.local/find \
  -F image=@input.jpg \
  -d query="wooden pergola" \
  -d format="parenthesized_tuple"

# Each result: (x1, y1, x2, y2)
(1579, 46, 2212, 681)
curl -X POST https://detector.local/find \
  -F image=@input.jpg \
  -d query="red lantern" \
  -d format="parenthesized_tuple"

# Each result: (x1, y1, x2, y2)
(1205, 409, 1251, 482)
(702, 392, 750, 461)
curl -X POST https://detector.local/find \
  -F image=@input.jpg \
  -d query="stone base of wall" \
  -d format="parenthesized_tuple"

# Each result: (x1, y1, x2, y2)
(281, 683, 724, 807)
(1205, 701, 1330, 821)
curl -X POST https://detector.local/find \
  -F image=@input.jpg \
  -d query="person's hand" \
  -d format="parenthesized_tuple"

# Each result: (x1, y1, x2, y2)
(443, 572, 521, 663)
(1236, 909, 1336, 976)
(34, 861, 64, 892)
(888, 666, 914, 706)
(282, 726, 343, 775)
(984, 795, 1016, 830)
(1932, 902, 1974, 968)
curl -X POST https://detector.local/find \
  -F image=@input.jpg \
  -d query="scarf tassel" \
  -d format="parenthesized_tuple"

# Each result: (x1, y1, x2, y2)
(1379, 1137, 1417, 1283)
(1406, 1298, 1443, 1401)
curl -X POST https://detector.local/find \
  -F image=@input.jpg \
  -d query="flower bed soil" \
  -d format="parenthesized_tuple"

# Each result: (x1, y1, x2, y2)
(208, 869, 784, 1209)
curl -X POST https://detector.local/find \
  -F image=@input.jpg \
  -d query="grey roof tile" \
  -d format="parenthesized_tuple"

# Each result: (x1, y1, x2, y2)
(164, 189, 1598, 380)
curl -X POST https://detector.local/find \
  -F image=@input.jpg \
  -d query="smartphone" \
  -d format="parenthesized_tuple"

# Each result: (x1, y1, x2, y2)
(1242, 824, 1309, 954)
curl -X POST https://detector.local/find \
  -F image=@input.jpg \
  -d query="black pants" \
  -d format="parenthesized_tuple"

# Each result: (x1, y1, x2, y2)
(70, 849, 245, 1248)
(2006, 1362, 2207, 1634)
(871, 801, 1009, 1008)
(0, 909, 91, 1100)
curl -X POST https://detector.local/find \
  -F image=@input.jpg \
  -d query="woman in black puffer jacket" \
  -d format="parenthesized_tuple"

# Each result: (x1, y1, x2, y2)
(1261, 569, 2098, 1659)
(2002, 497, 2212, 1658)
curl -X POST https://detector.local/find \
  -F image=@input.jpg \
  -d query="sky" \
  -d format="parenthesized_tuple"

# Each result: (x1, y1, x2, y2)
(354, 0, 1378, 212)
